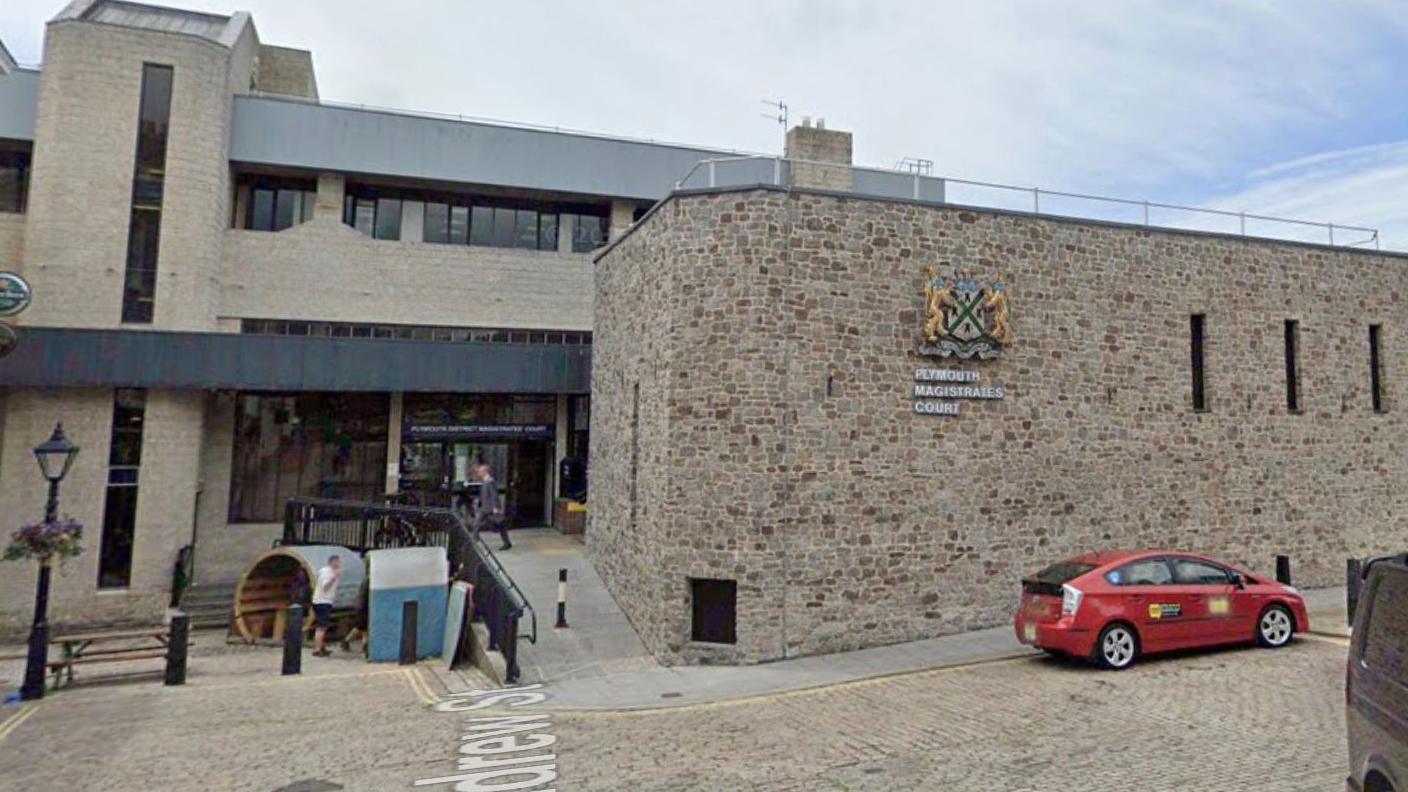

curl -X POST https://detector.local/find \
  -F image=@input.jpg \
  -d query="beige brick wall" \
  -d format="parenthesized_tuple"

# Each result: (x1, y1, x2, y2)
(0, 388, 206, 636)
(219, 217, 595, 330)
(0, 212, 23, 267)
(19, 20, 252, 331)
(592, 188, 1408, 665)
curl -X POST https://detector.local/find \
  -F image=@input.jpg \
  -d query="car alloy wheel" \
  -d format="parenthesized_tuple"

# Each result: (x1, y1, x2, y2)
(1097, 624, 1137, 669)
(1258, 606, 1293, 648)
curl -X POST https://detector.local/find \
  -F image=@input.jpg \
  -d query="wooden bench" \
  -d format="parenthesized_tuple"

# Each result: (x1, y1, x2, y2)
(48, 627, 187, 689)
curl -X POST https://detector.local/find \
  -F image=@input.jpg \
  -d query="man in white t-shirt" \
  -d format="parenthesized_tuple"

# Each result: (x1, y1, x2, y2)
(311, 555, 341, 658)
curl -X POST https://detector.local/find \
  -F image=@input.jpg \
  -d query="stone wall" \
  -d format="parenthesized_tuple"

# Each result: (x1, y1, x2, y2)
(589, 187, 1408, 665)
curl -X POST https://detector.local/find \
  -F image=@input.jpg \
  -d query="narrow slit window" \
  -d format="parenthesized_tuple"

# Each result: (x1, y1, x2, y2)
(629, 382, 640, 528)
(1284, 320, 1301, 413)
(1370, 324, 1385, 413)
(1190, 314, 1207, 411)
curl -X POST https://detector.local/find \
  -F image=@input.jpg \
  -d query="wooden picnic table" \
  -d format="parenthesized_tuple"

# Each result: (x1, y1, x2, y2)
(48, 626, 181, 688)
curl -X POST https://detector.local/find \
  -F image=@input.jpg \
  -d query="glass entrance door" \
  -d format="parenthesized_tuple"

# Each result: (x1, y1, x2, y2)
(400, 441, 550, 525)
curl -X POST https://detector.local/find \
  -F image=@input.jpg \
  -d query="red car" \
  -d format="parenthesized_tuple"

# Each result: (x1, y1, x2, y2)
(1014, 550, 1309, 669)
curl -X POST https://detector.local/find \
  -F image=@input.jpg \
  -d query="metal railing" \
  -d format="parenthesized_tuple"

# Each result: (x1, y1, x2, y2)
(675, 156, 1381, 251)
(280, 497, 537, 682)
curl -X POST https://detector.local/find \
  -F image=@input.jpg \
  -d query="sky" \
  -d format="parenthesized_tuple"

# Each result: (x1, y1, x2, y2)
(3, 0, 1406, 250)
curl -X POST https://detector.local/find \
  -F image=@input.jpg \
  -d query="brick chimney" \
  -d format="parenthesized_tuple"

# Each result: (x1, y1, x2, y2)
(785, 117, 853, 191)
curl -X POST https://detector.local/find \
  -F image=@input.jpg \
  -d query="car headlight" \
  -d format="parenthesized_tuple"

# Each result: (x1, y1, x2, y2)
(1282, 584, 1299, 594)
(1061, 584, 1084, 617)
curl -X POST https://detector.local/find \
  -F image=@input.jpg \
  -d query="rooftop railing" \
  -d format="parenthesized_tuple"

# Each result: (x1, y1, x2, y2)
(676, 156, 1381, 251)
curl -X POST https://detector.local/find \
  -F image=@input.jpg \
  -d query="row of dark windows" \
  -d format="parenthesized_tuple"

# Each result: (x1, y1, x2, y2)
(1189, 314, 1385, 413)
(341, 185, 611, 253)
(237, 175, 317, 232)
(120, 63, 174, 324)
(0, 148, 29, 213)
(239, 318, 592, 346)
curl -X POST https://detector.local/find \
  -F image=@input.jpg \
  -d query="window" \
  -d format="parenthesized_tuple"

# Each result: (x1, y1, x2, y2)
(690, 578, 737, 644)
(424, 202, 449, 244)
(121, 64, 174, 324)
(1171, 558, 1231, 585)
(1370, 324, 1385, 413)
(239, 175, 316, 231)
(99, 389, 147, 589)
(1106, 559, 1172, 586)
(228, 393, 389, 522)
(0, 148, 29, 213)
(374, 198, 402, 241)
(1190, 313, 1207, 411)
(1362, 571, 1408, 686)
(349, 184, 579, 250)
(566, 213, 609, 252)
(1284, 320, 1301, 413)
(630, 382, 640, 529)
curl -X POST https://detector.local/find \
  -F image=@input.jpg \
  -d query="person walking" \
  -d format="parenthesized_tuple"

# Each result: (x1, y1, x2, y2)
(473, 462, 511, 551)
(311, 555, 341, 658)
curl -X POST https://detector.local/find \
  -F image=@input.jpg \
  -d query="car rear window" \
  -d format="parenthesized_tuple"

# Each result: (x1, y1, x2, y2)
(1023, 561, 1096, 596)
(1363, 569, 1408, 687)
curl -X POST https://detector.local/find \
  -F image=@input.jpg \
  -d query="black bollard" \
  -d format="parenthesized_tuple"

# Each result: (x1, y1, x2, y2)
(399, 600, 418, 665)
(1347, 558, 1364, 627)
(164, 612, 189, 686)
(555, 568, 569, 629)
(282, 604, 303, 676)
(1275, 554, 1292, 585)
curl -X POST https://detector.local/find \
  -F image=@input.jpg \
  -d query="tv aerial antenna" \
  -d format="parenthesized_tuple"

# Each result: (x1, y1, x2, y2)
(761, 98, 788, 153)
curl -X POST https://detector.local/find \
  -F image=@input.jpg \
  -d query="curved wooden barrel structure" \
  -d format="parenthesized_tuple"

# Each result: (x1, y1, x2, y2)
(231, 545, 366, 644)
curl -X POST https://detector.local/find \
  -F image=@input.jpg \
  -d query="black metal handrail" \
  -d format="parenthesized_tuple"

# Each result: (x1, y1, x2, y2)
(280, 497, 537, 682)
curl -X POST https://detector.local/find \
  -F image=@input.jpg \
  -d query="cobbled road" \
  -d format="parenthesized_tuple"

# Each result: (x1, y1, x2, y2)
(551, 637, 1348, 791)
(0, 634, 1348, 791)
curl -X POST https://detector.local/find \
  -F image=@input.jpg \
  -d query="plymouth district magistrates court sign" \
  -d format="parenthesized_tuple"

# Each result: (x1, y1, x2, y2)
(915, 266, 1009, 416)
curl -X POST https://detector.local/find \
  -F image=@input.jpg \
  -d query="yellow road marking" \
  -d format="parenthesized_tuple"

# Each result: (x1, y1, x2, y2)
(403, 667, 441, 706)
(1300, 633, 1351, 647)
(0, 704, 39, 743)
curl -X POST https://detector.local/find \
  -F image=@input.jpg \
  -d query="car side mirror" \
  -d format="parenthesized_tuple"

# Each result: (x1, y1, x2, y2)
(1230, 573, 1245, 590)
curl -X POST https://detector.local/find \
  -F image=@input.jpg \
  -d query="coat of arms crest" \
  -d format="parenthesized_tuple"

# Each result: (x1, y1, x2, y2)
(920, 266, 1012, 359)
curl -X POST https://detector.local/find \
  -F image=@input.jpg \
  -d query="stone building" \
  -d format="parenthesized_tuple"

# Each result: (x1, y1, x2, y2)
(0, 0, 735, 633)
(589, 126, 1406, 665)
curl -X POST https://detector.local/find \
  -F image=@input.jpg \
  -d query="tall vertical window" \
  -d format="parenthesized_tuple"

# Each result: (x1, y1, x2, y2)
(121, 64, 174, 324)
(1370, 324, 1385, 413)
(0, 147, 30, 213)
(1190, 314, 1207, 411)
(629, 382, 640, 528)
(99, 389, 147, 589)
(1284, 320, 1301, 413)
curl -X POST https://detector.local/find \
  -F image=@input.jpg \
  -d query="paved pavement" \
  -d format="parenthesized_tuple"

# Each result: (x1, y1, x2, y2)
(492, 528, 656, 683)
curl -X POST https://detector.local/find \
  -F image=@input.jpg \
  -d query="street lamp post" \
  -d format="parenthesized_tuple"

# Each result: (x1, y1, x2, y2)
(20, 423, 80, 701)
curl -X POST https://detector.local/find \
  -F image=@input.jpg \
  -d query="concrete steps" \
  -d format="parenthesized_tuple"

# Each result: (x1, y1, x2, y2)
(179, 582, 236, 631)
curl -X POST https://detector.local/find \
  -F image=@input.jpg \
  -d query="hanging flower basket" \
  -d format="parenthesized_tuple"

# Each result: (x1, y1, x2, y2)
(4, 518, 84, 563)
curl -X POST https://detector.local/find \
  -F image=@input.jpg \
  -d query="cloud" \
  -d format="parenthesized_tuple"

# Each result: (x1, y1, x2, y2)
(1, 0, 1404, 249)
(1209, 140, 1408, 252)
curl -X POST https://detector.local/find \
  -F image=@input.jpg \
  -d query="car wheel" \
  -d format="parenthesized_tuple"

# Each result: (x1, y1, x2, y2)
(1094, 623, 1139, 670)
(1256, 604, 1294, 648)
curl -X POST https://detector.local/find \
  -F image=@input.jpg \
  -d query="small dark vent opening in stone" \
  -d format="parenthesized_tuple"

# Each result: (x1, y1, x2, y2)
(690, 577, 737, 644)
